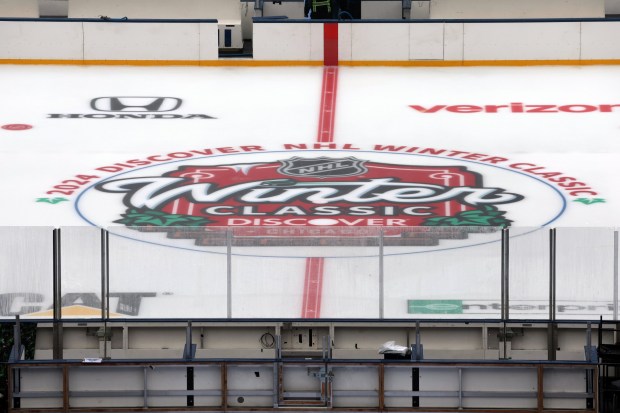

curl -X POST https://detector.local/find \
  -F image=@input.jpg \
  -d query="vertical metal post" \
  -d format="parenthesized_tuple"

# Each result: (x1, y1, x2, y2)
(586, 322, 594, 409)
(9, 363, 19, 409)
(221, 362, 228, 409)
(273, 334, 281, 408)
(63, 365, 69, 413)
(184, 321, 193, 359)
(11, 316, 22, 408)
(101, 229, 109, 359)
(322, 335, 329, 405)
(227, 228, 232, 319)
(187, 365, 194, 407)
(143, 366, 148, 408)
(548, 228, 557, 361)
(537, 365, 544, 413)
(458, 368, 463, 409)
(502, 319, 508, 360)
(501, 228, 510, 360)
(52, 228, 63, 360)
(598, 315, 603, 357)
(105, 231, 110, 322)
(13, 315, 21, 360)
(501, 227, 510, 320)
(414, 320, 420, 361)
(273, 360, 279, 407)
(378, 364, 385, 411)
(322, 335, 327, 360)
(379, 228, 384, 319)
(614, 230, 618, 321)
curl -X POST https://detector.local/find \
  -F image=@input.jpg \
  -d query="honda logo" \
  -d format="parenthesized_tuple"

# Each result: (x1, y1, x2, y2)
(90, 97, 182, 112)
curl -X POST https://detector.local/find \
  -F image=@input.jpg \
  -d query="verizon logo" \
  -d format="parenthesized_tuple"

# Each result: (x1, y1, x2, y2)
(410, 103, 620, 114)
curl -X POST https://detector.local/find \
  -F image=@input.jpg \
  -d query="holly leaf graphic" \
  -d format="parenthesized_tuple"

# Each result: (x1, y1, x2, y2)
(115, 209, 212, 227)
(422, 205, 512, 227)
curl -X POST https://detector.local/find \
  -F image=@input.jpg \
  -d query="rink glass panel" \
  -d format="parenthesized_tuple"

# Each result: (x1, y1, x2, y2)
(59, 227, 105, 319)
(106, 226, 228, 319)
(555, 227, 616, 320)
(383, 226, 503, 319)
(0, 227, 53, 320)
(508, 227, 550, 320)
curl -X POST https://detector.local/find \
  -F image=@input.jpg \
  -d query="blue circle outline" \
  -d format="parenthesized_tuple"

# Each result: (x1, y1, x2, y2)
(75, 149, 567, 258)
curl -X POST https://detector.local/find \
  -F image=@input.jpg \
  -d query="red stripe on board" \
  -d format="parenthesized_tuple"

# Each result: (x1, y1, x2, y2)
(301, 66, 339, 319)
(323, 23, 338, 67)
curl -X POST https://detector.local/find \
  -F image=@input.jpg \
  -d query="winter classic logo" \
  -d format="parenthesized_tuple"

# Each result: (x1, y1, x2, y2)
(67, 146, 581, 252)
(95, 156, 522, 229)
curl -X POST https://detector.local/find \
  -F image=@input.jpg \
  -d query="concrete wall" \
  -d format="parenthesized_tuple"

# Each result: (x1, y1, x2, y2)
(0, 0, 38, 17)
(608, 0, 620, 14)
(68, 0, 241, 20)
(361, 1, 401, 19)
(430, 0, 605, 19)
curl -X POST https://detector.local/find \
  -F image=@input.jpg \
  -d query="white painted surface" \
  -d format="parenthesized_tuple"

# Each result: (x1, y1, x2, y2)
(581, 21, 620, 59)
(199, 22, 220, 59)
(338, 22, 352, 61)
(431, 0, 604, 18)
(309, 22, 324, 61)
(253, 22, 313, 60)
(361, 0, 401, 19)
(83, 22, 201, 61)
(410, 23, 443, 60)
(443, 22, 464, 61)
(0, 0, 38, 17)
(0, 21, 82, 59)
(462, 22, 581, 60)
(351, 23, 409, 60)
(69, 0, 241, 20)
(39, 0, 68, 17)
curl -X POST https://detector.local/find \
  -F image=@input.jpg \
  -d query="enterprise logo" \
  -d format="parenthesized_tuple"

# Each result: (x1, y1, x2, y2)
(408, 299, 614, 316)
(48, 96, 215, 119)
(410, 102, 620, 114)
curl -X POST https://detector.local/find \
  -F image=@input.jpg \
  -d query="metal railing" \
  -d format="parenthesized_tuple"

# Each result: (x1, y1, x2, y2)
(7, 358, 598, 412)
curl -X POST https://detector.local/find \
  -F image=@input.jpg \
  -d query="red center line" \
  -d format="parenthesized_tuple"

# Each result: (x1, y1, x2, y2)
(301, 257, 325, 318)
(301, 63, 339, 319)
(317, 67, 339, 143)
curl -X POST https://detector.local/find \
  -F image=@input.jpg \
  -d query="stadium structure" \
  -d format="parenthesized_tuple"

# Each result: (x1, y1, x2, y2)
(1, 0, 620, 412)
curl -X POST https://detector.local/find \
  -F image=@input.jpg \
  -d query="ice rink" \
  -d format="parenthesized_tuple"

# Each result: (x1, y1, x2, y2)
(1, 64, 619, 320)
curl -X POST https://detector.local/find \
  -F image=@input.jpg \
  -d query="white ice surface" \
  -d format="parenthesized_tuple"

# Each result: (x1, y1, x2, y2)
(1, 64, 618, 319)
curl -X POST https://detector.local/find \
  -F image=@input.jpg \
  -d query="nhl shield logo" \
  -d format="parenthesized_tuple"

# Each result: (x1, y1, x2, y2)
(278, 156, 367, 178)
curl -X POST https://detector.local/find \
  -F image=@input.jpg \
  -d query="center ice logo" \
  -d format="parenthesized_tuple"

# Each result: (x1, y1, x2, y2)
(94, 156, 523, 229)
